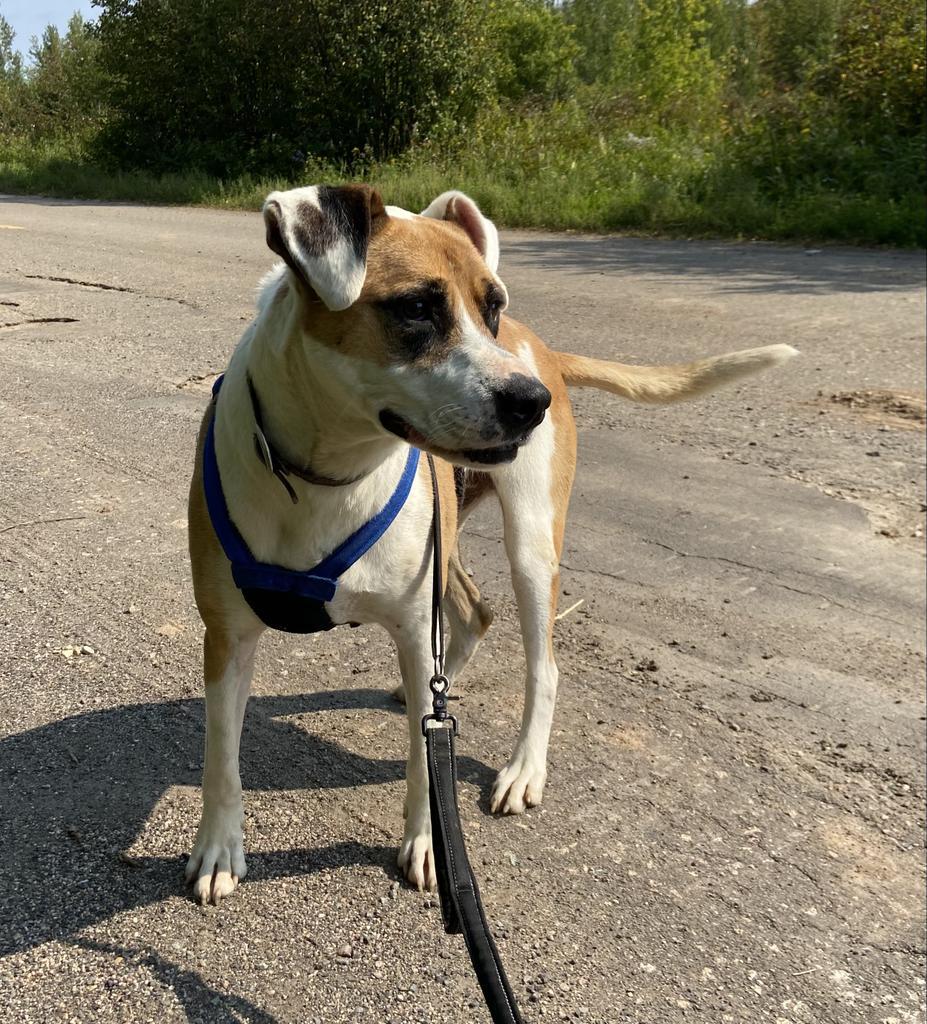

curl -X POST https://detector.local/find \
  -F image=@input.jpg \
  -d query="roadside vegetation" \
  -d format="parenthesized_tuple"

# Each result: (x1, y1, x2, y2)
(0, 0, 923, 245)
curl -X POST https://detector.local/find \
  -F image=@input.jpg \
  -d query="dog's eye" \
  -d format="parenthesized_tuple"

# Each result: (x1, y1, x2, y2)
(397, 297, 430, 323)
(378, 282, 449, 357)
(483, 289, 505, 336)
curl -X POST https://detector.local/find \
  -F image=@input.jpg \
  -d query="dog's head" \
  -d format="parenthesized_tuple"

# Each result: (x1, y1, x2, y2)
(262, 184, 550, 467)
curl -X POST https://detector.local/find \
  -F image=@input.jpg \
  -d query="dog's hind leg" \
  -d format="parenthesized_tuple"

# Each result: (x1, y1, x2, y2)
(391, 550, 492, 707)
(444, 550, 494, 682)
(392, 471, 494, 705)
(489, 389, 576, 815)
(186, 627, 261, 905)
(444, 471, 496, 684)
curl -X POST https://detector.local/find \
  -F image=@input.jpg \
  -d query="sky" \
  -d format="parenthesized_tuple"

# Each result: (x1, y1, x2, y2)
(2, 0, 97, 56)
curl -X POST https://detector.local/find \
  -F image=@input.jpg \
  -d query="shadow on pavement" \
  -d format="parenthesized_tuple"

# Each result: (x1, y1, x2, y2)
(0, 194, 164, 210)
(73, 936, 291, 1024)
(0, 687, 493, 961)
(505, 234, 925, 295)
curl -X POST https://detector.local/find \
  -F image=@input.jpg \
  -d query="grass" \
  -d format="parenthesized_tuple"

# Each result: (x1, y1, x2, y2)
(1, 128, 923, 247)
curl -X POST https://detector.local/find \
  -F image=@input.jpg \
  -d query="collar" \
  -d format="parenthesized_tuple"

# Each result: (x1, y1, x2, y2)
(244, 373, 367, 501)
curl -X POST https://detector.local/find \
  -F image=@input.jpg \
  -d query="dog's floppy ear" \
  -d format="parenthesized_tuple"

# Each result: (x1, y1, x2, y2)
(420, 190, 500, 273)
(263, 184, 386, 310)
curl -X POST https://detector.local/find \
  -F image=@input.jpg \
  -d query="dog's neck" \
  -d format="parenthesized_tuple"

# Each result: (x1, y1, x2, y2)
(227, 283, 405, 494)
(247, 350, 400, 486)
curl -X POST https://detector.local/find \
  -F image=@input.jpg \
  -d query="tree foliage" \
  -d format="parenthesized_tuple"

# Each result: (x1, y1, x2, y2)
(818, 0, 925, 137)
(0, 12, 104, 139)
(0, 0, 922, 242)
(490, 0, 579, 104)
(0, 11, 21, 82)
(92, 0, 504, 174)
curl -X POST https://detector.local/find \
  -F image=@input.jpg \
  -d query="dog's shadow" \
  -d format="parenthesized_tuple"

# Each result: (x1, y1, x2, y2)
(0, 687, 495, 964)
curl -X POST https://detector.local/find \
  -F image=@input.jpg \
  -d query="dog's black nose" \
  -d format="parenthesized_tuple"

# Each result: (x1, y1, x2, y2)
(493, 374, 552, 434)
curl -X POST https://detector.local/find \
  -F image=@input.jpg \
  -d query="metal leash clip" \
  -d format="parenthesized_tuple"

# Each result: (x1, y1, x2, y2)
(422, 673, 458, 735)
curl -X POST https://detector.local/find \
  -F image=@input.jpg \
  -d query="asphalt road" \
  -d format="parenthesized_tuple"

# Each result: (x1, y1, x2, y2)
(0, 196, 924, 1024)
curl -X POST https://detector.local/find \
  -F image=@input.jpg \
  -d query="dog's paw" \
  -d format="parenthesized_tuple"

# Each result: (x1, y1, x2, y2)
(490, 755, 547, 815)
(185, 807, 247, 906)
(397, 825, 436, 892)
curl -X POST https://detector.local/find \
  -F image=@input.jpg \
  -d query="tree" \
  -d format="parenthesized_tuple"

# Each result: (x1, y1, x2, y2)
(819, 0, 926, 137)
(565, 0, 635, 84)
(491, 0, 579, 104)
(754, 0, 838, 87)
(598, 0, 728, 126)
(94, 0, 502, 174)
(0, 10, 21, 79)
(0, 9, 24, 134)
(1, 13, 105, 138)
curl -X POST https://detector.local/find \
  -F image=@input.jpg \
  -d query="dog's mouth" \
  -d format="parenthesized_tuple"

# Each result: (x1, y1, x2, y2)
(379, 409, 520, 466)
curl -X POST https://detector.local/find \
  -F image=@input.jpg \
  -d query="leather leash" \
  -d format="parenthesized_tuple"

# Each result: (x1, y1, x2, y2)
(422, 453, 526, 1024)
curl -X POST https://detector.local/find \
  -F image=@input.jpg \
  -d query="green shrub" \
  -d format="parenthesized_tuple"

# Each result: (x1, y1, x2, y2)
(93, 0, 501, 175)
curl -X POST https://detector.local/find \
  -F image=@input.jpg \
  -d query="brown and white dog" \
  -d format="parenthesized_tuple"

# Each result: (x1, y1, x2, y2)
(186, 184, 796, 904)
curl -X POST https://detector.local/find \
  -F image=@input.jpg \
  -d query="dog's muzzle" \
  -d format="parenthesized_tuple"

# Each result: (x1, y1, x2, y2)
(379, 374, 550, 467)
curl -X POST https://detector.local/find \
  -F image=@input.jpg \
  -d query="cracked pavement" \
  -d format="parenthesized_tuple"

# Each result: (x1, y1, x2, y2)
(0, 196, 924, 1023)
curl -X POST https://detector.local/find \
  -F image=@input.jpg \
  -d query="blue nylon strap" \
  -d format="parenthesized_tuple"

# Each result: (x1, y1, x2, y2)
(311, 447, 420, 580)
(203, 374, 420, 605)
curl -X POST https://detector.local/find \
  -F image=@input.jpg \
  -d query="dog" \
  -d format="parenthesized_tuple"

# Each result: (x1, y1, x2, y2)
(185, 184, 796, 904)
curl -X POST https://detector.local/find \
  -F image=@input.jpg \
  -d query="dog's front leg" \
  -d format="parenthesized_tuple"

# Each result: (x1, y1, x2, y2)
(393, 636, 437, 891)
(186, 627, 260, 905)
(491, 501, 562, 815)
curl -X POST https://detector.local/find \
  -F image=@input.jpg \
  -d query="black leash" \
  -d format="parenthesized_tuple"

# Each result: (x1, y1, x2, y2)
(422, 454, 525, 1024)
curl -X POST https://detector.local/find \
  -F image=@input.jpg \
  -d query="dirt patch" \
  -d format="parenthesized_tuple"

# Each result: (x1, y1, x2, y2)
(818, 388, 926, 430)
(819, 816, 926, 933)
(174, 371, 221, 393)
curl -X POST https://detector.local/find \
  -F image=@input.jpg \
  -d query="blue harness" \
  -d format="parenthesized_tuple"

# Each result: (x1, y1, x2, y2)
(203, 374, 420, 633)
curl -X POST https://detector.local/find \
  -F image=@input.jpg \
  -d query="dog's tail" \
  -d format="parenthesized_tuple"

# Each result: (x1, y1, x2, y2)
(555, 344, 798, 404)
